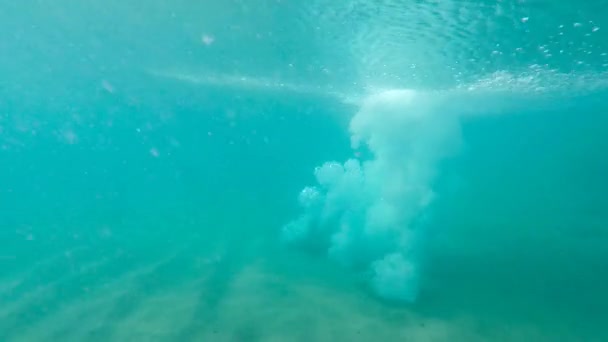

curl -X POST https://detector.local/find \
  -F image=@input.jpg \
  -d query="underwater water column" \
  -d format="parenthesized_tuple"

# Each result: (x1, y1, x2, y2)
(282, 89, 463, 302)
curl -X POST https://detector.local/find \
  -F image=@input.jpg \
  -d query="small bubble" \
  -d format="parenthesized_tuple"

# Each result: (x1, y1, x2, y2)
(60, 129, 78, 145)
(521, 17, 529, 23)
(201, 34, 215, 45)
(592, 26, 600, 32)
(99, 227, 113, 238)
(574, 22, 582, 28)
(101, 80, 115, 93)
(150, 148, 159, 158)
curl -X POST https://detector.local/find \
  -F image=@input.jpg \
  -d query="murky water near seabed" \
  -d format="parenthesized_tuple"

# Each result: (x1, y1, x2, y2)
(1, 1, 607, 341)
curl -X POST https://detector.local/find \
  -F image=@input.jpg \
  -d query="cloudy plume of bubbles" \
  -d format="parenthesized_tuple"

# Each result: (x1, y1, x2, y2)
(282, 89, 462, 302)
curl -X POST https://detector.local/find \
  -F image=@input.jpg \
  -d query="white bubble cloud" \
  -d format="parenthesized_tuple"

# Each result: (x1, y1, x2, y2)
(282, 89, 462, 302)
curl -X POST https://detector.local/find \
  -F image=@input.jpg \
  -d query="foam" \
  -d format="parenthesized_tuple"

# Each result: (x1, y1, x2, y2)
(146, 69, 359, 104)
(282, 89, 462, 302)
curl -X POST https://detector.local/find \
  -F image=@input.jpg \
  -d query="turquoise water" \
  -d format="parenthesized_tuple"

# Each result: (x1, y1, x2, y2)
(1, 1, 607, 340)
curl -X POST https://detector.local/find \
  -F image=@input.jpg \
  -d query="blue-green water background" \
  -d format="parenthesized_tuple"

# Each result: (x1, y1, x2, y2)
(1, 1, 607, 340)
